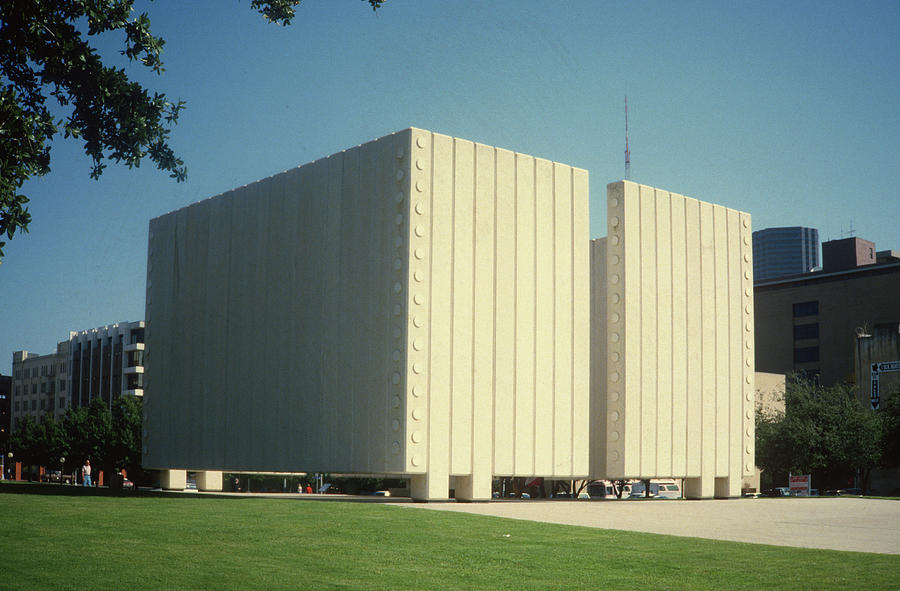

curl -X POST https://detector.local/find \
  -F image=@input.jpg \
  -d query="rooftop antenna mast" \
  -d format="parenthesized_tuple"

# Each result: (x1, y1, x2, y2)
(624, 95, 631, 180)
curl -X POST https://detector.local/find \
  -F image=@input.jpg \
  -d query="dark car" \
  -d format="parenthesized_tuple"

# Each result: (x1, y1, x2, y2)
(762, 488, 786, 497)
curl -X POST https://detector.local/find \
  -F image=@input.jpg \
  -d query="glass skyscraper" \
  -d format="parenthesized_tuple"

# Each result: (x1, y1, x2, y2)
(753, 226, 819, 281)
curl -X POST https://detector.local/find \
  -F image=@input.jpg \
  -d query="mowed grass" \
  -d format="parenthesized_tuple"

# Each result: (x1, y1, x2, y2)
(2, 491, 898, 590)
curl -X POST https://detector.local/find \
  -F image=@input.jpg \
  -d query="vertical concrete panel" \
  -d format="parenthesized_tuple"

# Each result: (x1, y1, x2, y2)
(682, 197, 702, 477)
(589, 238, 608, 477)
(514, 153, 536, 475)
(621, 182, 642, 476)
(602, 182, 625, 478)
(451, 138, 474, 475)
(185, 200, 210, 467)
(492, 148, 516, 474)
(465, 141, 496, 498)
(714, 205, 730, 477)
(554, 165, 574, 473)
(727, 208, 744, 491)
(654, 190, 673, 477)
(571, 168, 591, 476)
(533, 158, 555, 475)
(639, 186, 657, 475)
(321, 153, 343, 469)
(423, 132, 453, 497)
(740, 212, 756, 481)
(669, 194, 687, 476)
(699, 202, 716, 496)
(406, 129, 429, 475)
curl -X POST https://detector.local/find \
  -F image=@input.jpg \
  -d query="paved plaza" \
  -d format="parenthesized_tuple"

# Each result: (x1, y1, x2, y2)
(397, 497, 900, 554)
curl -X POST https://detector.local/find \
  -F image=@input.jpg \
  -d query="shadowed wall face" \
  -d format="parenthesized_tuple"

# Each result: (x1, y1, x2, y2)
(591, 181, 755, 498)
(144, 128, 591, 500)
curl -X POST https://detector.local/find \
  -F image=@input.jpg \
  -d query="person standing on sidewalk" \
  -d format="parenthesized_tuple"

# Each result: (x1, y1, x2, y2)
(82, 460, 92, 487)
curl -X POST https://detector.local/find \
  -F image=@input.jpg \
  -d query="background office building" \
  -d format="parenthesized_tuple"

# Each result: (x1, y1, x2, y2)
(752, 226, 819, 281)
(10, 321, 145, 430)
(754, 237, 900, 389)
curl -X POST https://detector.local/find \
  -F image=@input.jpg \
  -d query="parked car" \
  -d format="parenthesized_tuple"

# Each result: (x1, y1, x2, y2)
(762, 488, 786, 497)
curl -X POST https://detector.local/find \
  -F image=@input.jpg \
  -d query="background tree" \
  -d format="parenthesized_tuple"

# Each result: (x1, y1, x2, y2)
(63, 398, 112, 478)
(110, 395, 142, 480)
(0, 0, 385, 260)
(756, 374, 883, 492)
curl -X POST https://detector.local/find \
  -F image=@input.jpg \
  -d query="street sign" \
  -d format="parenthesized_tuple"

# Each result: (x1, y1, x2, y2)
(870, 360, 900, 410)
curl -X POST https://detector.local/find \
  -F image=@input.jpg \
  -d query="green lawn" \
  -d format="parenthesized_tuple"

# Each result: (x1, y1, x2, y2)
(2, 489, 898, 590)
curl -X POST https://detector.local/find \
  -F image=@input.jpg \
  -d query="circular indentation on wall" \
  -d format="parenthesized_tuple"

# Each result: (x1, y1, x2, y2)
(392, 372, 401, 385)
(745, 322, 752, 332)
(413, 339, 422, 351)
(412, 408, 423, 421)
(411, 431, 422, 444)
(392, 349, 401, 361)
(411, 454, 421, 466)
(412, 362, 422, 374)
(746, 426, 752, 436)
(610, 410, 620, 422)
(393, 304, 402, 316)
(394, 258, 402, 270)
(392, 441, 401, 455)
(416, 159, 424, 170)
(611, 312, 620, 323)
(612, 293, 620, 304)
(395, 236, 403, 248)
(611, 198, 619, 208)
(415, 202, 424, 215)
(395, 214, 403, 226)
(391, 395, 400, 408)
(610, 431, 620, 441)
(416, 181, 425, 192)
(394, 282, 402, 294)
(744, 270, 751, 280)
(746, 463, 753, 472)
(612, 255, 621, 266)
(611, 274, 620, 284)
(414, 293, 423, 305)
(414, 270, 423, 282)
(611, 451, 620, 462)
(745, 358, 752, 367)
(744, 253, 751, 263)
(413, 316, 423, 328)
(392, 419, 400, 432)
(746, 445, 752, 454)
(611, 351, 620, 362)
(395, 191, 404, 204)
(745, 340, 751, 349)
(611, 333, 620, 342)
(396, 147, 404, 159)
(746, 392, 753, 403)
(742, 218, 749, 228)
(745, 304, 751, 314)
(393, 327, 401, 338)
(610, 391, 619, 401)
(610, 216, 619, 227)
(743, 236, 750, 245)
(415, 226, 424, 237)
(611, 371, 620, 383)
(746, 410, 753, 419)
(396, 170, 404, 181)
(412, 384, 422, 397)
(746, 376, 752, 384)
(414, 248, 424, 259)
(611, 235, 619, 245)
(416, 136, 426, 148)
(745, 287, 751, 297)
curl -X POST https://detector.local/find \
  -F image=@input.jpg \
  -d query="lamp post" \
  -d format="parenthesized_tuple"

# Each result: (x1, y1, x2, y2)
(60, 457, 66, 485)
(6, 452, 12, 481)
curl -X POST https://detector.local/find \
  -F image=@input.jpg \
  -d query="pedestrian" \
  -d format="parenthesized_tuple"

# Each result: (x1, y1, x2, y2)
(82, 460, 92, 487)
(305, 483, 313, 494)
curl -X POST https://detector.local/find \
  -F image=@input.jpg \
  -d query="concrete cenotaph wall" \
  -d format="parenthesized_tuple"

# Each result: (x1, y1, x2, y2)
(590, 181, 756, 498)
(144, 128, 591, 500)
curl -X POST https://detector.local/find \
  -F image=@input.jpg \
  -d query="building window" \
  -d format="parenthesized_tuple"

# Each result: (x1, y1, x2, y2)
(31, 400, 37, 411)
(793, 323, 819, 340)
(41, 382, 47, 393)
(794, 346, 820, 363)
(792, 301, 819, 317)
(32, 384, 37, 394)
(40, 399, 46, 410)
(59, 397, 66, 409)
(60, 379, 66, 391)
(32, 368, 38, 378)
(15, 386, 20, 396)
(14, 402, 19, 412)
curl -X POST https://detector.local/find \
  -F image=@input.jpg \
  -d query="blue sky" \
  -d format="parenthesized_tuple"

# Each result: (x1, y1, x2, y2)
(2, 0, 898, 373)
